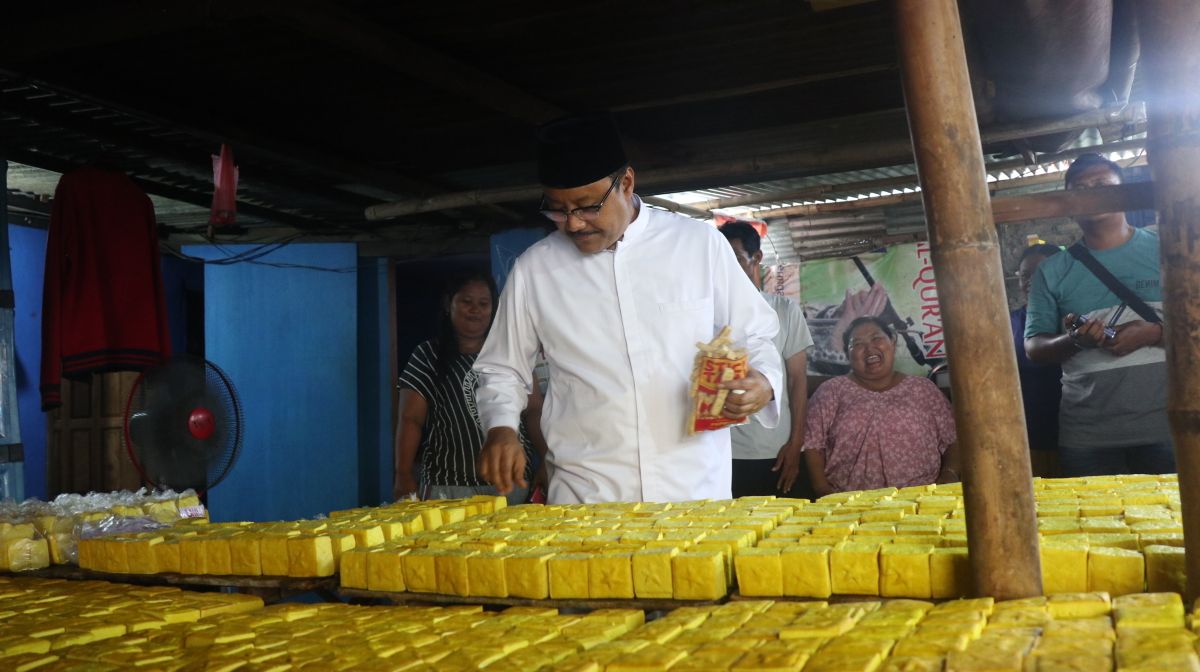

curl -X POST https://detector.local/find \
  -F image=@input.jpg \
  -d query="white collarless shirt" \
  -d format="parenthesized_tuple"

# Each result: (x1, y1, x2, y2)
(475, 197, 783, 504)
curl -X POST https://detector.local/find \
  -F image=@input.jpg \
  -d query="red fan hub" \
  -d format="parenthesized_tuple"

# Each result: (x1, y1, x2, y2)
(188, 407, 216, 440)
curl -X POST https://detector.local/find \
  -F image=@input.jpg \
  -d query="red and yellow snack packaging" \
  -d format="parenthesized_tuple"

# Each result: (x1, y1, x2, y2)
(688, 326, 749, 434)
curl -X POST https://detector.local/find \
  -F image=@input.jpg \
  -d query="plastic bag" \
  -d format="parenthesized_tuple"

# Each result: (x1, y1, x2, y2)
(688, 326, 750, 434)
(209, 143, 238, 227)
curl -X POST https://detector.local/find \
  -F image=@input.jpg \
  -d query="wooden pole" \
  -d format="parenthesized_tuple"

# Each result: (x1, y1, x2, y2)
(894, 0, 1041, 599)
(1135, 0, 1200, 603)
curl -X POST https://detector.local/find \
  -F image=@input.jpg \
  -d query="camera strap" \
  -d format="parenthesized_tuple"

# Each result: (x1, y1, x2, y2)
(1067, 242, 1161, 324)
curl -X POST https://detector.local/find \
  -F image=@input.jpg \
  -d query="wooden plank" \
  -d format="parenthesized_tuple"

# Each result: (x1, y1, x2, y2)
(7, 565, 337, 594)
(337, 588, 726, 611)
(991, 182, 1155, 224)
(728, 591, 948, 604)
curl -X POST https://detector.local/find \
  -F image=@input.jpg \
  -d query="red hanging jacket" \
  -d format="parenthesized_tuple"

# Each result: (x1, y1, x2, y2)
(40, 167, 171, 410)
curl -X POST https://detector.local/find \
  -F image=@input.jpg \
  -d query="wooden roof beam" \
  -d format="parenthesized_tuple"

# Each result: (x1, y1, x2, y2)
(275, 3, 566, 125)
(364, 105, 1146, 220)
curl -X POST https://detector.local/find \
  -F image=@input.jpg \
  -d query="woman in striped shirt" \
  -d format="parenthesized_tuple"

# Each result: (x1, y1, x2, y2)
(394, 272, 547, 504)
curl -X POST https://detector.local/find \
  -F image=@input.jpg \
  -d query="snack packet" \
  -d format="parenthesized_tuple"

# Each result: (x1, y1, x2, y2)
(688, 326, 749, 434)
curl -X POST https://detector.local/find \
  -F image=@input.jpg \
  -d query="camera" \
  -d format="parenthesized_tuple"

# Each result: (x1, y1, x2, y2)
(1069, 313, 1117, 340)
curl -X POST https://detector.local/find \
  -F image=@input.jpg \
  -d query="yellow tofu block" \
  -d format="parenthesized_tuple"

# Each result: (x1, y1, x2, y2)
(549, 553, 591, 600)
(346, 525, 385, 548)
(589, 552, 634, 599)
(1087, 533, 1139, 550)
(340, 549, 371, 589)
(730, 647, 810, 671)
(76, 537, 97, 570)
(831, 541, 880, 596)
(632, 548, 677, 599)
(419, 508, 444, 530)
(124, 536, 162, 575)
(434, 549, 474, 596)
(366, 549, 407, 593)
(403, 548, 439, 593)
(153, 540, 181, 571)
(259, 533, 294, 577)
(781, 546, 832, 598)
(879, 656, 945, 672)
(880, 544, 933, 599)
(1087, 546, 1144, 596)
(734, 548, 782, 597)
(1145, 544, 1187, 594)
(286, 535, 335, 577)
(328, 533, 356, 562)
(505, 549, 553, 599)
(204, 536, 234, 575)
(672, 551, 727, 600)
(98, 538, 130, 574)
(1041, 616, 1114, 640)
(929, 547, 970, 599)
(229, 534, 261, 576)
(466, 552, 507, 598)
(1045, 593, 1111, 619)
(0, 537, 51, 573)
(178, 537, 207, 575)
(1041, 541, 1089, 594)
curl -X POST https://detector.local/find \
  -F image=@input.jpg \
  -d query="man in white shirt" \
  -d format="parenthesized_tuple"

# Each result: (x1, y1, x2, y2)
(719, 221, 814, 498)
(474, 113, 784, 504)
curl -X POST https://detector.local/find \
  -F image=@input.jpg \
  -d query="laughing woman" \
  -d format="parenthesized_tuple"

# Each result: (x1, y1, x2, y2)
(803, 316, 960, 496)
(394, 272, 547, 505)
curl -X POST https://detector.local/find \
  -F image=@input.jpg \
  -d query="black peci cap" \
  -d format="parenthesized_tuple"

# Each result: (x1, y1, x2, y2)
(536, 112, 628, 189)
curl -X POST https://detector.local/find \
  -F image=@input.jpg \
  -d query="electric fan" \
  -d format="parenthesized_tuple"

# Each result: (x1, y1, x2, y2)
(124, 354, 243, 493)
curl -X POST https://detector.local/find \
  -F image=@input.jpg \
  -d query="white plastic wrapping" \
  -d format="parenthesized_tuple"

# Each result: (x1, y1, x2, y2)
(0, 488, 207, 567)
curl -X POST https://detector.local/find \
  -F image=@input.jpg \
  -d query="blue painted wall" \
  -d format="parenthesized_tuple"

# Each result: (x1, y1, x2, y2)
(160, 255, 204, 357)
(357, 257, 392, 506)
(10, 224, 47, 500)
(185, 243, 358, 522)
(490, 227, 547, 292)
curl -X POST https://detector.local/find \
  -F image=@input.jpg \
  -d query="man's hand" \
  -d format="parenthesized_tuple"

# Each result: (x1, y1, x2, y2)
(1101, 320, 1162, 357)
(393, 471, 419, 502)
(1063, 313, 1107, 349)
(478, 427, 528, 495)
(772, 442, 802, 493)
(717, 367, 773, 419)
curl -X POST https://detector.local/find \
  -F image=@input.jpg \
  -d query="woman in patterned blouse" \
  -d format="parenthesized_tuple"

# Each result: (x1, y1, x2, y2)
(803, 316, 961, 495)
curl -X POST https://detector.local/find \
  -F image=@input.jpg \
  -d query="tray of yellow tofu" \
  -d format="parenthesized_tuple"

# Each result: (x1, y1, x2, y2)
(0, 491, 207, 574)
(731, 474, 1183, 600)
(338, 496, 803, 606)
(5, 575, 1200, 671)
(73, 495, 508, 583)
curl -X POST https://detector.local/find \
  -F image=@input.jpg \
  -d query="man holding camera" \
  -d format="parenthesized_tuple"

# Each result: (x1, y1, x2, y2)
(1023, 154, 1171, 477)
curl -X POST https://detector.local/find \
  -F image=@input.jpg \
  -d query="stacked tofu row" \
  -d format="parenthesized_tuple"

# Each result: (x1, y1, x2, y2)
(0, 492, 205, 573)
(76, 495, 508, 578)
(0, 576, 263, 671)
(0, 576, 648, 672)
(6, 576, 1200, 671)
(341, 497, 804, 601)
(734, 475, 1184, 598)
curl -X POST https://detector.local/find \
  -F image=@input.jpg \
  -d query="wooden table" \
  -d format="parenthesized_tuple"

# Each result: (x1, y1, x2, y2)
(338, 587, 726, 611)
(8, 565, 339, 604)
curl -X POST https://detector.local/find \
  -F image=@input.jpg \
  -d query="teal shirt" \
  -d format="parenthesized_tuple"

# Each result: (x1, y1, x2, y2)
(1024, 228, 1168, 449)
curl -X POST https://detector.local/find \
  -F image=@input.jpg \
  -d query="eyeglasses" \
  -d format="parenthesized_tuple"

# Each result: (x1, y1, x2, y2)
(539, 173, 623, 224)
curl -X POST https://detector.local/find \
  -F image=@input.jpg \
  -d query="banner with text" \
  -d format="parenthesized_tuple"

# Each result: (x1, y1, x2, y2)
(797, 242, 945, 377)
